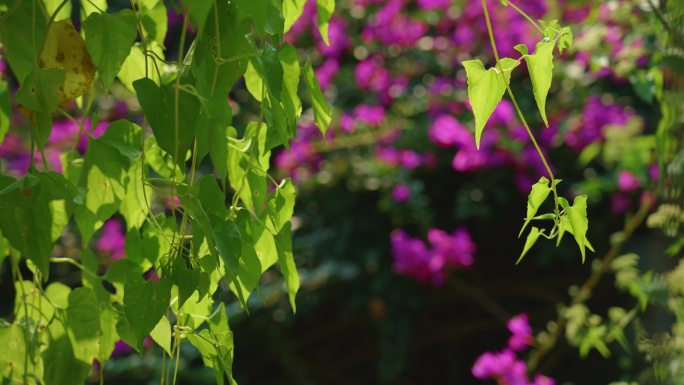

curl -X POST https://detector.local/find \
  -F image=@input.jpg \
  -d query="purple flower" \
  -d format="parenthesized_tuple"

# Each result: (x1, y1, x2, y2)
(391, 227, 476, 285)
(112, 336, 153, 357)
(565, 96, 633, 151)
(391, 184, 411, 203)
(398, 150, 422, 169)
(354, 57, 391, 92)
(618, 170, 640, 192)
(648, 164, 659, 182)
(376, 146, 400, 166)
(473, 312, 554, 385)
(353, 104, 386, 126)
(506, 313, 533, 351)
(361, 0, 427, 47)
(489, 100, 516, 127)
(96, 219, 126, 260)
(427, 228, 476, 268)
(611, 193, 632, 214)
(315, 17, 350, 57)
(315, 58, 340, 90)
(428, 115, 471, 148)
(339, 113, 356, 133)
(532, 375, 556, 385)
(391, 230, 444, 285)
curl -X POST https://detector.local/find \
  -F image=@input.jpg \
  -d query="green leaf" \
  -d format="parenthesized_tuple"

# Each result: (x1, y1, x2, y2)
(191, 0, 252, 99)
(43, 0, 72, 20)
(268, 178, 296, 232)
(303, 61, 332, 136)
(566, 194, 590, 262)
(171, 256, 200, 308)
(66, 287, 101, 362)
(0, 172, 76, 276)
(557, 201, 594, 254)
(134, 78, 201, 166)
(519, 176, 551, 237)
(98, 307, 119, 363)
(15, 68, 66, 147)
(206, 103, 234, 182)
(83, 9, 138, 92)
(140, 1, 168, 46)
(213, 220, 242, 278)
(118, 42, 164, 91)
(41, 321, 91, 385)
(315, 0, 335, 45)
(244, 61, 264, 101)
(14, 280, 55, 323)
(275, 223, 299, 312)
(45, 282, 72, 308)
(519, 41, 555, 127)
(188, 304, 237, 385)
(558, 26, 573, 53)
(144, 135, 185, 180)
(75, 120, 142, 244)
(517, 226, 542, 264)
(227, 123, 270, 216)
(462, 58, 519, 149)
(119, 159, 151, 230)
(273, 42, 302, 147)
(252, 45, 284, 99)
(150, 315, 172, 355)
(123, 273, 172, 349)
(235, 0, 284, 35)
(0, 0, 47, 82)
(81, 0, 107, 18)
(181, 0, 212, 35)
(283, 0, 306, 33)
(0, 323, 32, 383)
(229, 210, 263, 303)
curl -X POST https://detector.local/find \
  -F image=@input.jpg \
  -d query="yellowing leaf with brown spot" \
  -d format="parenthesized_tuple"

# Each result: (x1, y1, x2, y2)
(39, 20, 95, 104)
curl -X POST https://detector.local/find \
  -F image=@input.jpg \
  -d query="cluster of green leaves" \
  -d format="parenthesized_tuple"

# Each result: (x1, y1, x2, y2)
(462, 1, 590, 263)
(0, 0, 333, 384)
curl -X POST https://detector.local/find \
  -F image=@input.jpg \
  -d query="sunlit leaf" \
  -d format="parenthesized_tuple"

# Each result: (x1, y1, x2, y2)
(315, 0, 335, 45)
(517, 41, 555, 127)
(83, 10, 138, 92)
(123, 272, 172, 349)
(519, 176, 551, 237)
(517, 226, 543, 264)
(303, 61, 332, 136)
(39, 20, 95, 103)
(462, 58, 519, 149)
(566, 194, 590, 262)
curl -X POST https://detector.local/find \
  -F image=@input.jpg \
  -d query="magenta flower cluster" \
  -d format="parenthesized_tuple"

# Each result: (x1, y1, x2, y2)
(472, 313, 555, 385)
(390, 227, 475, 285)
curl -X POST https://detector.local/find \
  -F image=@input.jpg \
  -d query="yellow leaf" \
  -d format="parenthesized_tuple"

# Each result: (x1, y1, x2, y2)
(39, 20, 95, 104)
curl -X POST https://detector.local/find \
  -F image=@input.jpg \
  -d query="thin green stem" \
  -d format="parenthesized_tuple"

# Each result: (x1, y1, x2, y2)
(480, 0, 560, 216)
(503, 0, 543, 33)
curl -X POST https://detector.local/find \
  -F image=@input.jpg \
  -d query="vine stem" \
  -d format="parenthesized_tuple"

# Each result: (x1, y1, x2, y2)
(480, 0, 561, 220)
(527, 198, 653, 371)
(480, 0, 555, 183)
(502, 0, 543, 33)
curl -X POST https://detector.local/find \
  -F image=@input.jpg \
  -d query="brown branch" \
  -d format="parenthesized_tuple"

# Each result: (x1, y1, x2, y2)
(527, 197, 653, 371)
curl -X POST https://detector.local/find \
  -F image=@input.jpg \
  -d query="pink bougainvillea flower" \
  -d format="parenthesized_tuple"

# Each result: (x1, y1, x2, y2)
(506, 313, 533, 351)
(96, 219, 126, 260)
(391, 184, 411, 203)
(618, 170, 641, 192)
(428, 115, 471, 148)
